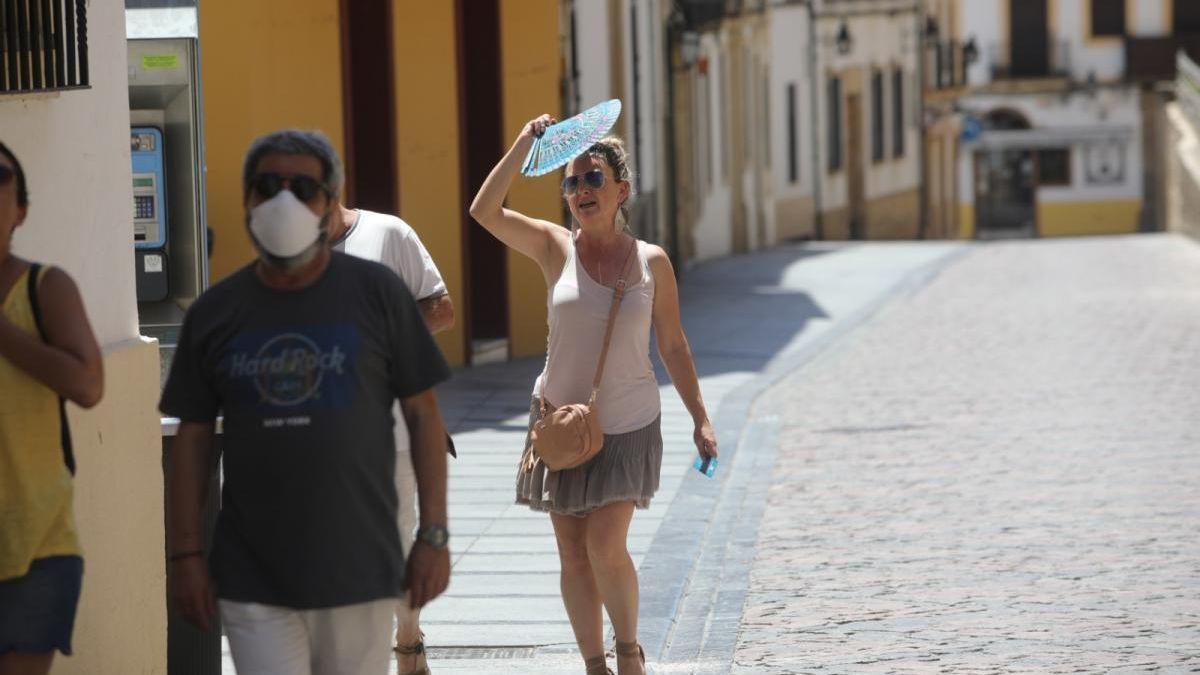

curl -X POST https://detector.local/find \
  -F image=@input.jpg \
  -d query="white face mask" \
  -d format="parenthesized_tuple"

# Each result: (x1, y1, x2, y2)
(248, 189, 323, 259)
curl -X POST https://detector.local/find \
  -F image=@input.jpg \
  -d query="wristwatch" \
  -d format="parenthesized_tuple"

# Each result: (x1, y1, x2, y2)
(416, 524, 450, 550)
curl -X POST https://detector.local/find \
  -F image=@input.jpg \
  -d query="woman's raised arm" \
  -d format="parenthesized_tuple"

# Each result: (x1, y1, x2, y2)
(469, 114, 569, 279)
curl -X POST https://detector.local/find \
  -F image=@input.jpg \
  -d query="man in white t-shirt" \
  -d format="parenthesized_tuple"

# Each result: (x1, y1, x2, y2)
(329, 202, 453, 673)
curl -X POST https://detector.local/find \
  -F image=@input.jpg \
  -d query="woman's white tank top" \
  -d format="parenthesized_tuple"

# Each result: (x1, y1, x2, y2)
(533, 235, 661, 434)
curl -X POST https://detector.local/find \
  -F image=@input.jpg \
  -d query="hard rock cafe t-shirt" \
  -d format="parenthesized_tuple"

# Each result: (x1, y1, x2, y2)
(159, 252, 450, 609)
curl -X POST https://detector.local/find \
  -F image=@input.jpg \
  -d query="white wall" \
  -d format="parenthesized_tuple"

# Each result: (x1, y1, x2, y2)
(769, 5, 813, 200)
(621, 0, 659, 194)
(575, 0, 612, 109)
(1130, 0, 1171, 36)
(690, 30, 733, 260)
(1, 3, 137, 348)
(964, 2, 1002, 86)
(1058, 0, 1124, 82)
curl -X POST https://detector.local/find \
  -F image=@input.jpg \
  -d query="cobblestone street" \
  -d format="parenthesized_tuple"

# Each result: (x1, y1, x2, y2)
(736, 235, 1200, 673)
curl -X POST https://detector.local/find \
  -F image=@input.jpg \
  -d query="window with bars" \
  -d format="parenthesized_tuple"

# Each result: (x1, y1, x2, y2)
(1, 0, 89, 94)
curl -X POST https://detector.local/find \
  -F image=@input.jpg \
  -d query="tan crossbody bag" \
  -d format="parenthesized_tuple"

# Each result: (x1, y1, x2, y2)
(526, 239, 637, 473)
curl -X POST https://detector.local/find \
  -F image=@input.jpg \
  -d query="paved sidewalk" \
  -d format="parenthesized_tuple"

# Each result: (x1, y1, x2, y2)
(735, 234, 1200, 672)
(416, 241, 964, 673)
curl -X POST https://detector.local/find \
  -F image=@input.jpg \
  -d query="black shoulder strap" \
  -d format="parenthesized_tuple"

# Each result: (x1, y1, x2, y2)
(26, 263, 76, 476)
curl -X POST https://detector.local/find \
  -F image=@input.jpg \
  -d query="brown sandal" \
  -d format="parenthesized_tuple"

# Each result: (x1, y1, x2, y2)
(614, 640, 645, 673)
(584, 654, 614, 674)
(394, 631, 430, 675)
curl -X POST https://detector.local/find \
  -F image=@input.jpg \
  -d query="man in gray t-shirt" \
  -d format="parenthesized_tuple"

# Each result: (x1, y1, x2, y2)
(161, 129, 452, 675)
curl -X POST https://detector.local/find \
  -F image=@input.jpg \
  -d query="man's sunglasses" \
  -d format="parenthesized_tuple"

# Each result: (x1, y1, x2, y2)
(561, 169, 606, 196)
(249, 172, 329, 202)
(0, 165, 14, 186)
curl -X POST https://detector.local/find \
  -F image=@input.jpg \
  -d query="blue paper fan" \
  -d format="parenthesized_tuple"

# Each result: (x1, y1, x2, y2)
(521, 99, 622, 177)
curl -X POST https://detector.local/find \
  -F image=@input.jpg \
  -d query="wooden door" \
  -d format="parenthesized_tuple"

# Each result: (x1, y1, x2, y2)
(457, 0, 509, 360)
(846, 93, 866, 240)
(341, 0, 397, 212)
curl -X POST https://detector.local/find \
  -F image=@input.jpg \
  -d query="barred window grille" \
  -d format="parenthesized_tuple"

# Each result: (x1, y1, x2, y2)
(0, 0, 89, 94)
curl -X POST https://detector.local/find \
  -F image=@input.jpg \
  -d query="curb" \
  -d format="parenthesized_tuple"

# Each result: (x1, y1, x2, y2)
(637, 243, 975, 671)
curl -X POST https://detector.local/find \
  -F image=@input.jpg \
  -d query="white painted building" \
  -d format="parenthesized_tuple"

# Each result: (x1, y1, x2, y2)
(768, 3, 818, 242)
(955, 0, 1178, 237)
(809, 0, 923, 240)
(563, 0, 669, 247)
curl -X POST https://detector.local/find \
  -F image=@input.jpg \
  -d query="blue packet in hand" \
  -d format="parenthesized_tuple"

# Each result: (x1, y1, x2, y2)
(693, 455, 718, 478)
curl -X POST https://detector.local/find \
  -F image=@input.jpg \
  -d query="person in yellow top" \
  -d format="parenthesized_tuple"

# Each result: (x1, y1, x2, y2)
(0, 142, 104, 674)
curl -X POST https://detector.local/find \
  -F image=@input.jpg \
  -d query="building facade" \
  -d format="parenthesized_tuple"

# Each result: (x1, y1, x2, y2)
(200, 0, 564, 366)
(562, 0, 673, 253)
(665, 0, 921, 264)
(810, 0, 924, 241)
(951, 0, 1184, 238)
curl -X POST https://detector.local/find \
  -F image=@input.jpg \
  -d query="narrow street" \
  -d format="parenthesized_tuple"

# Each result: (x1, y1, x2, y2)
(218, 234, 1200, 673)
(736, 234, 1200, 673)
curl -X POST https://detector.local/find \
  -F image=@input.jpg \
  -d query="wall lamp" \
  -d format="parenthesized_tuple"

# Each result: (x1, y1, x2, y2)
(836, 19, 853, 55)
(963, 36, 979, 64)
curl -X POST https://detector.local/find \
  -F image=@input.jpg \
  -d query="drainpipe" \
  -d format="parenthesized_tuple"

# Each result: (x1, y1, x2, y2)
(663, 8, 681, 269)
(807, 0, 824, 240)
(915, 3, 929, 239)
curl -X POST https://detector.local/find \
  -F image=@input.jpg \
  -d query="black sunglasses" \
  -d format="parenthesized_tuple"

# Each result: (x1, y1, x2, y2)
(249, 172, 329, 202)
(0, 165, 14, 186)
(562, 169, 606, 195)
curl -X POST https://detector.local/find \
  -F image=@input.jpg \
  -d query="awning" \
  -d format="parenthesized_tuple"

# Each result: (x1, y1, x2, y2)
(969, 125, 1135, 150)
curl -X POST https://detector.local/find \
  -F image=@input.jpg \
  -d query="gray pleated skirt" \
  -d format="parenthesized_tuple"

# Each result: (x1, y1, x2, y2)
(515, 399, 663, 517)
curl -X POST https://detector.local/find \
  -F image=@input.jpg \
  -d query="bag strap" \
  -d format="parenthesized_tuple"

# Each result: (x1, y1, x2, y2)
(540, 237, 639, 411)
(26, 263, 76, 476)
(587, 238, 638, 405)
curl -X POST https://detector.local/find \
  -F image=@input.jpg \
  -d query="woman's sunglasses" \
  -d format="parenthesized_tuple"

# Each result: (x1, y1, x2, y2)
(0, 165, 14, 186)
(562, 169, 606, 196)
(249, 172, 329, 202)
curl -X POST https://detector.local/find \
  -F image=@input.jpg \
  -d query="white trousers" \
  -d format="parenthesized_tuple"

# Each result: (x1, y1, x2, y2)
(220, 598, 395, 675)
(395, 447, 418, 561)
(394, 447, 421, 631)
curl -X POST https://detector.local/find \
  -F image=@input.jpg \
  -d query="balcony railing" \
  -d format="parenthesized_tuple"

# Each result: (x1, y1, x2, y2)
(924, 39, 970, 91)
(987, 40, 1071, 81)
(1126, 35, 1200, 82)
(1178, 52, 1200, 131)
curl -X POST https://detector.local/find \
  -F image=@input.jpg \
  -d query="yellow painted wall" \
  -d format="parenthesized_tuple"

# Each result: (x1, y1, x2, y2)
(500, 0, 562, 358)
(393, 1, 466, 365)
(959, 203, 976, 239)
(54, 340, 165, 674)
(865, 189, 922, 239)
(198, 1, 346, 283)
(1037, 199, 1141, 237)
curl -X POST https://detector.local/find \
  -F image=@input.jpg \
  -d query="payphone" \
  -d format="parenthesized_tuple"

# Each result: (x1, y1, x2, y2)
(131, 126, 169, 302)
(126, 29, 208, 359)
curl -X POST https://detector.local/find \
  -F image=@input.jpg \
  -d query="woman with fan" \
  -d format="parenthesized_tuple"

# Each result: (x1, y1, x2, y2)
(470, 113, 717, 675)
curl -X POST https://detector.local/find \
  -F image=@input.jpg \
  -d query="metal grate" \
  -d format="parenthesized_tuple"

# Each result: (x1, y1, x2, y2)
(425, 646, 540, 660)
(0, 0, 89, 94)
